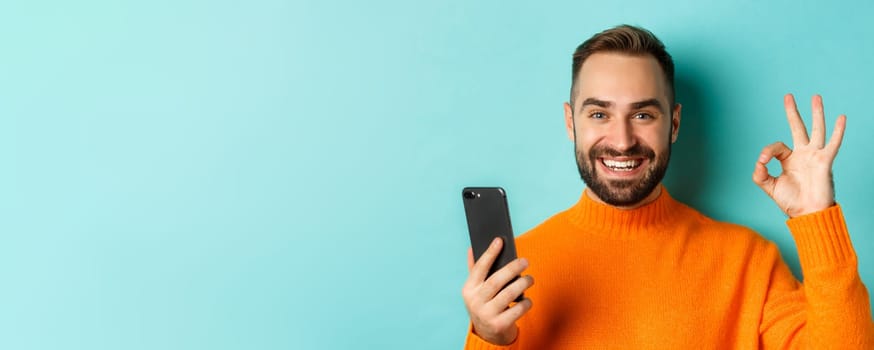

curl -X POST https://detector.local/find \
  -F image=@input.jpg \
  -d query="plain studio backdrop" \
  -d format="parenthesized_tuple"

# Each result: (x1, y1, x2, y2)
(1, 0, 872, 349)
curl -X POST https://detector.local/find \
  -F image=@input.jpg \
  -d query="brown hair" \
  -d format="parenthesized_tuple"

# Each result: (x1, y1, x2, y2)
(570, 25, 675, 108)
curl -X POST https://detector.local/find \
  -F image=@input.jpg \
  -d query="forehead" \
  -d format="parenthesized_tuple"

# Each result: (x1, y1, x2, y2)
(575, 52, 669, 107)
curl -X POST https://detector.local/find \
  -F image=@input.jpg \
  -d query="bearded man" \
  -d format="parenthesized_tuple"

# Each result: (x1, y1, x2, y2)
(461, 25, 873, 349)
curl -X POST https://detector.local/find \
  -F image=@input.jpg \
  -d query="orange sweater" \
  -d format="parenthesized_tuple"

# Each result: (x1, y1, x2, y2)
(465, 187, 874, 349)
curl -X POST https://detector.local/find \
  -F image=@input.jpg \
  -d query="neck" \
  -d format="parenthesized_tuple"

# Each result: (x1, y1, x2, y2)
(584, 184, 663, 210)
(568, 184, 681, 237)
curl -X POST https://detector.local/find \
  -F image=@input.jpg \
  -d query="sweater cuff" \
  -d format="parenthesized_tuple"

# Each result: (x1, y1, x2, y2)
(786, 204, 857, 271)
(464, 324, 519, 350)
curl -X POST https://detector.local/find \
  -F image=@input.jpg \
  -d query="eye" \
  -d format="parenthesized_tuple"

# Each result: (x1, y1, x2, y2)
(633, 113, 653, 120)
(590, 112, 607, 120)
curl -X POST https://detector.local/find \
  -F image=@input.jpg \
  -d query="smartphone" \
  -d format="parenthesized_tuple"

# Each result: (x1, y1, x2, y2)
(461, 187, 523, 301)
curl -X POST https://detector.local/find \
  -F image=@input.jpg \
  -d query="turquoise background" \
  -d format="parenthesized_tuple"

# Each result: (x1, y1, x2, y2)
(1, 0, 872, 349)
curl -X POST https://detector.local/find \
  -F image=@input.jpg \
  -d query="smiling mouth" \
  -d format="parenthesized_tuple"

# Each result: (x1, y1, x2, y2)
(600, 158, 643, 172)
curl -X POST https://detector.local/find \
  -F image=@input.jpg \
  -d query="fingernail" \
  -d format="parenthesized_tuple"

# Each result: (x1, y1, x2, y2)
(519, 258, 528, 268)
(491, 237, 501, 247)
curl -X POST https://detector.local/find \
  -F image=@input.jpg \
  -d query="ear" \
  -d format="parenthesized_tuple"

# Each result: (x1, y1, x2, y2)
(670, 103, 682, 143)
(564, 102, 575, 142)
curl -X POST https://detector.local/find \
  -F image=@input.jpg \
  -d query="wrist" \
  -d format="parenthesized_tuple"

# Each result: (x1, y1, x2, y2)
(789, 201, 836, 218)
(473, 325, 518, 346)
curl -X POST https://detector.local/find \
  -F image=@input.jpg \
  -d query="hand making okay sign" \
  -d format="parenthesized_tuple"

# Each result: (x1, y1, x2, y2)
(752, 94, 847, 218)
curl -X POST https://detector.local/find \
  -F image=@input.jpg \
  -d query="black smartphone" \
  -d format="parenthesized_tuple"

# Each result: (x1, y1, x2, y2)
(461, 187, 523, 302)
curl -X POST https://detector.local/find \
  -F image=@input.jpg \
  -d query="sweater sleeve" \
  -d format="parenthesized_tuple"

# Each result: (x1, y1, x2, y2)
(759, 204, 874, 349)
(464, 324, 520, 350)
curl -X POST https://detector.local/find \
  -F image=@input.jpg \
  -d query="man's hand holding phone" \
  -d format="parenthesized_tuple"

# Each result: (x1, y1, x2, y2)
(461, 237, 534, 346)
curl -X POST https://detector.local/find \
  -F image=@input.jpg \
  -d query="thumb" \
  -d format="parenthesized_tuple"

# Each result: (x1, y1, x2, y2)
(753, 142, 791, 196)
(752, 161, 777, 197)
(467, 247, 474, 272)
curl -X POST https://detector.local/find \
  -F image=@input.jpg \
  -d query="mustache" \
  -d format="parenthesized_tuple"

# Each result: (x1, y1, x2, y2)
(588, 144, 656, 159)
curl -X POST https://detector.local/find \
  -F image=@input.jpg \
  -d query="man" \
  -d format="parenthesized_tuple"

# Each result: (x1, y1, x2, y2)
(461, 25, 873, 349)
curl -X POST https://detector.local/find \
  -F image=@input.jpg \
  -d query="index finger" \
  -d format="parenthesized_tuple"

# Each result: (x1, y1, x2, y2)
(468, 237, 502, 284)
(784, 94, 810, 146)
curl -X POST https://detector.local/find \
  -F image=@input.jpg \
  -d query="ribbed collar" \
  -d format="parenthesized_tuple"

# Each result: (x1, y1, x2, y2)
(567, 185, 683, 238)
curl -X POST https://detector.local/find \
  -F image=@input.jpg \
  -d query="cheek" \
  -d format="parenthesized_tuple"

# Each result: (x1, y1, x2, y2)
(575, 129, 600, 154)
(641, 130, 672, 155)
(630, 125, 668, 148)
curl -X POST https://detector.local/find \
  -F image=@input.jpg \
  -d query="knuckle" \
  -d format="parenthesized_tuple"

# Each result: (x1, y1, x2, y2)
(514, 275, 530, 287)
(493, 288, 512, 304)
(496, 281, 523, 303)
(509, 305, 523, 318)
(521, 298, 531, 307)
(468, 303, 484, 318)
(478, 254, 497, 269)
(517, 306, 530, 318)
(483, 276, 502, 291)
(513, 301, 531, 317)
(480, 248, 494, 259)
(463, 285, 486, 305)
(461, 286, 473, 300)
(486, 240, 501, 253)
(488, 319, 507, 331)
(473, 255, 490, 268)
(468, 304, 482, 317)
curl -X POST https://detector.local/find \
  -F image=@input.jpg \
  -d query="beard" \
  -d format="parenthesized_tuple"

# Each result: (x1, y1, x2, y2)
(575, 141, 670, 207)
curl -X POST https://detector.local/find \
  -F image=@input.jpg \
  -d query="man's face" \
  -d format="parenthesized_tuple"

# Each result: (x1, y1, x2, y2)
(563, 52, 681, 207)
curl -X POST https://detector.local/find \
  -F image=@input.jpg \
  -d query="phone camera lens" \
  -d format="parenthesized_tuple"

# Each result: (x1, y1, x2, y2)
(463, 190, 476, 199)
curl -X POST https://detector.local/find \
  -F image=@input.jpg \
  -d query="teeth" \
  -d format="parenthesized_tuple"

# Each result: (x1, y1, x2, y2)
(603, 159, 640, 171)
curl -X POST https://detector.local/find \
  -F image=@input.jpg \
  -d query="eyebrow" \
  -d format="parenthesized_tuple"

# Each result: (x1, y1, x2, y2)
(581, 98, 611, 108)
(580, 97, 663, 110)
(631, 98, 662, 110)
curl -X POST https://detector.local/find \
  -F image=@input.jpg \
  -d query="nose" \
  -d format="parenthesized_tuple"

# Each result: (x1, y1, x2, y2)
(605, 119, 637, 151)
